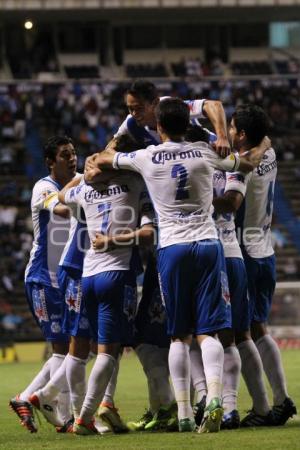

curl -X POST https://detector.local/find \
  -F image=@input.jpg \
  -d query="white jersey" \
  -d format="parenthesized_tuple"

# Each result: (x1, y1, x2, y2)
(114, 97, 205, 145)
(25, 176, 70, 288)
(113, 141, 239, 248)
(225, 148, 277, 258)
(213, 170, 242, 259)
(64, 173, 154, 277)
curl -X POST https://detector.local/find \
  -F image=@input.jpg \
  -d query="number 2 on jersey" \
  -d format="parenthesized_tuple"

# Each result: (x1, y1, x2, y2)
(171, 164, 189, 200)
(98, 202, 112, 234)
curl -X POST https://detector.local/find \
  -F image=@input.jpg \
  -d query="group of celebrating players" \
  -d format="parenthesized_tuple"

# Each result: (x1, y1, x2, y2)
(9, 80, 297, 436)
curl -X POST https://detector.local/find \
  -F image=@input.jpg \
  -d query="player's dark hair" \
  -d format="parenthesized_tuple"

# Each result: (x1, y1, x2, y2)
(232, 104, 269, 147)
(127, 80, 158, 103)
(156, 98, 189, 136)
(44, 135, 73, 162)
(114, 134, 142, 153)
(185, 125, 210, 144)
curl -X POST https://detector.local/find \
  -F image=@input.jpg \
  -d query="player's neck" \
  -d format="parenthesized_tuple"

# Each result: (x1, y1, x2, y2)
(238, 143, 252, 154)
(161, 133, 184, 143)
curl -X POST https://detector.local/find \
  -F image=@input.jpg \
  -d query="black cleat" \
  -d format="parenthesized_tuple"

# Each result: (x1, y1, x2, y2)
(221, 409, 240, 430)
(193, 395, 207, 427)
(9, 396, 37, 433)
(240, 409, 274, 428)
(272, 398, 297, 426)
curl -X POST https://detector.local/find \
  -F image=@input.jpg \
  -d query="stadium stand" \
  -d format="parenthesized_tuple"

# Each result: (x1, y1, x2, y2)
(0, 77, 299, 340)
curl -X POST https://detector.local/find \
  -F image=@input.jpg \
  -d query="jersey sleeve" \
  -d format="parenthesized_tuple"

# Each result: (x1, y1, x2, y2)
(185, 99, 206, 119)
(32, 180, 59, 211)
(138, 186, 155, 227)
(64, 183, 85, 207)
(224, 172, 251, 196)
(202, 147, 240, 172)
(113, 115, 130, 139)
(112, 149, 146, 173)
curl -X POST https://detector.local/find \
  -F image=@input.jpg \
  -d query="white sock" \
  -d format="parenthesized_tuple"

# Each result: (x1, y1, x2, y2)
(237, 340, 270, 415)
(168, 342, 193, 420)
(49, 353, 66, 377)
(19, 359, 51, 401)
(66, 354, 87, 419)
(190, 339, 207, 403)
(38, 357, 68, 399)
(222, 346, 241, 414)
(101, 355, 120, 406)
(255, 334, 288, 405)
(200, 337, 224, 404)
(79, 353, 116, 424)
(136, 344, 174, 409)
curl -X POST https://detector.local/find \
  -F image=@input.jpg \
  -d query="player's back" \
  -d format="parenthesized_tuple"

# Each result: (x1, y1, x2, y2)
(65, 172, 152, 277)
(242, 148, 277, 258)
(25, 176, 70, 288)
(136, 140, 218, 247)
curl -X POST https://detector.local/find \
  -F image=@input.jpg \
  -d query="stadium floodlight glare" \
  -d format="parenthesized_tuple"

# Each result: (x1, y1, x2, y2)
(24, 21, 33, 30)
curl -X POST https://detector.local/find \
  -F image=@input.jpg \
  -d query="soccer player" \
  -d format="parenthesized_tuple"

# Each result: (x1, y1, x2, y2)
(85, 98, 269, 433)
(28, 186, 91, 431)
(58, 152, 155, 435)
(213, 104, 297, 426)
(111, 79, 230, 156)
(9, 136, 77, 432)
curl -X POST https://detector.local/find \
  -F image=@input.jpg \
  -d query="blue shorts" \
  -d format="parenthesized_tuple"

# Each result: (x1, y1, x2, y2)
(157, 239, 231, 337)
(226, 257, 250, 332)
(82, 270, 137, 345)
(243, 251, 276, 323)
(57, 267, 91, 339)
(134, 255, 169, 348)
(25, 282, 69, 343)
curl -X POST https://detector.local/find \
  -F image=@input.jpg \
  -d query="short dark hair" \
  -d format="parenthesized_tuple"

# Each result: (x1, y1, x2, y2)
(127, 80, 158, 103)
(156, 98, 189, 136)
(44, 136, 73, 161)
(114, 134, 142, 153)
(185, 125, 210, 144)
(232, 104, 269, 147)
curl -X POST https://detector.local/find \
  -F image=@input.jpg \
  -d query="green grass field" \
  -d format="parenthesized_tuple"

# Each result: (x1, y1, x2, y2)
(1, 344, 299, 450)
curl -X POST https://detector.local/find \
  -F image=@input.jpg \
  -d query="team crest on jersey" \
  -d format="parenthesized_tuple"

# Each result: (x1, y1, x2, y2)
(123, 285, 138, 321)
(221, 271, 231, 305)
(65, 279, 82, 313)
(32, 287, 49, 322)
(148, 289, 166, 325)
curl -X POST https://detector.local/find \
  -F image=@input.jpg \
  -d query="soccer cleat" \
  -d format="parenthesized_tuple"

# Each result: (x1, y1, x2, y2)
(97, 403, 128, 433)
(272, 398, 297, 426)
(9, 396, 37, 433)
(221, 409, 240, 430)
(240, 409, 274, 427)
(193, 395, 207, 426)
(144, 402, 178, 431)
(56, 416, 74, 433)
(127, 409, 153, 431)
(166, 415, 179, 432)
(178, 417, 196, 432)
(199, 397, 223, 433)
(73, 417, 99, 435)
(29, 392, 64, 427)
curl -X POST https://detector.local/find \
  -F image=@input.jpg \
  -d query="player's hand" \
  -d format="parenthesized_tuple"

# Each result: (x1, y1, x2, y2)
(92, 232, 110, 252)
(85, 153, 100, 172)
(212, 136, 231, 158)
(261, 136, 271, 150)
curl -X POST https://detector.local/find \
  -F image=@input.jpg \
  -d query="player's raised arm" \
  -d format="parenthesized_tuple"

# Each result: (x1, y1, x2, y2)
(202, 100, 231, 158)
